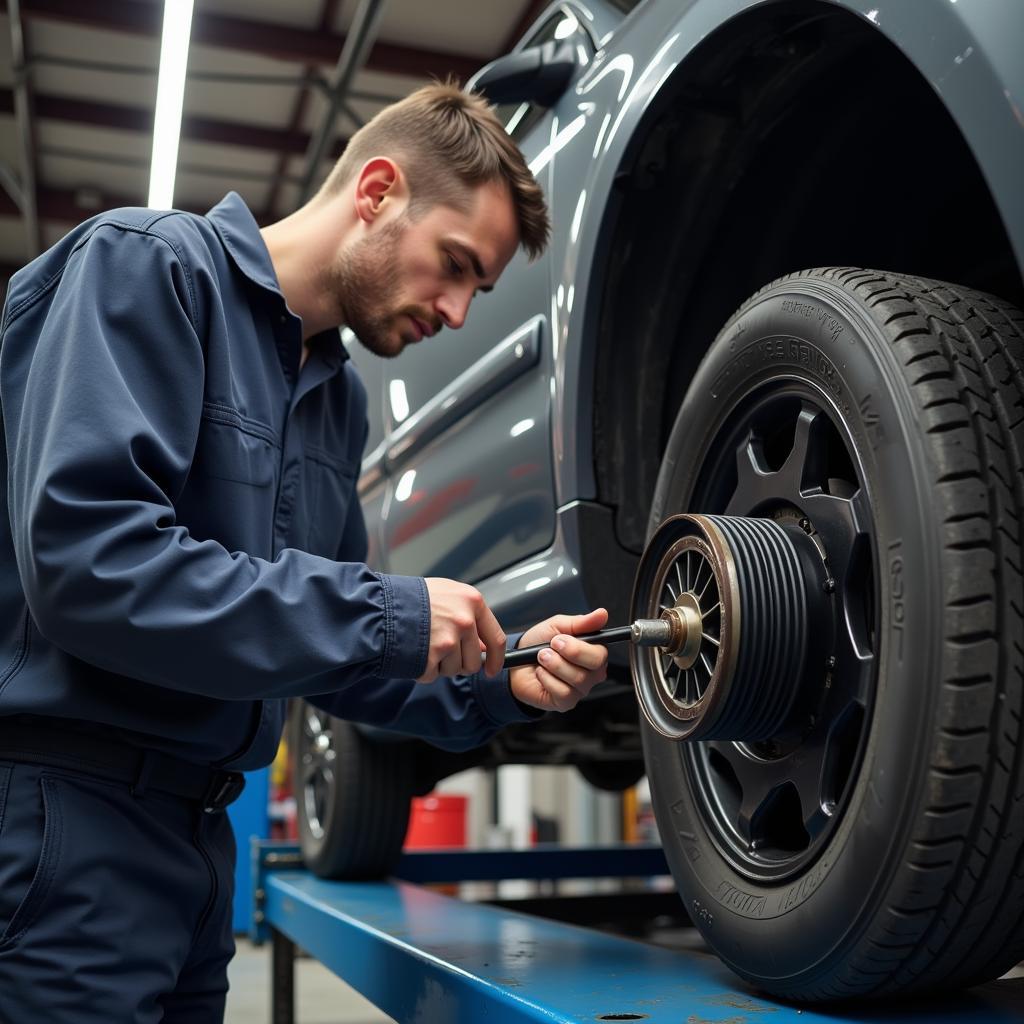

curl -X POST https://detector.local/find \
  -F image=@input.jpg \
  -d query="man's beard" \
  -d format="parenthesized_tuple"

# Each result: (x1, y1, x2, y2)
(323, 219, 411, 359)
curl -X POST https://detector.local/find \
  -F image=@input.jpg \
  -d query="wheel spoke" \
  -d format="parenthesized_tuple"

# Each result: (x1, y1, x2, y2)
(829, 638, 876, 714)
(781, 403, 829, 497)
(816, 698, 868, 822)
(690, 557, 704, 597)
(787, 747, 823, 829)
(667, 663, 684, 704)
(801, 487, 864, 581)
(730, 761, 782, 845)
(726, 432, 774, 514)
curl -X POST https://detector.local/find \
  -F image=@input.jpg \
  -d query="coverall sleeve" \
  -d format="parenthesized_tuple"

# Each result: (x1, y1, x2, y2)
(2, 224, 439, 701)
(314, 437, 540, 751)
(305, 649, 536, 753)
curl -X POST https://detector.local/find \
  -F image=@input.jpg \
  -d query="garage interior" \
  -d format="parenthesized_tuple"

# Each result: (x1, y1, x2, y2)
(0, 3, 643, 1022)
(1, 1, 1023, 1023)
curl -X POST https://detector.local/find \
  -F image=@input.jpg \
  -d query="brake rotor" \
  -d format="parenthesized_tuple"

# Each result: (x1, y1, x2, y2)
(630, 513, 825, 742)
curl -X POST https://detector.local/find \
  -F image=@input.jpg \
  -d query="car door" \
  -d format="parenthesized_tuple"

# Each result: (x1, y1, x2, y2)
(371, 6, 596, 585)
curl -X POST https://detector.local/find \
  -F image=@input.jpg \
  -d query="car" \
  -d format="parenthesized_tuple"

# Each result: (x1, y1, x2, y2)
(291, 0, 1024, 1003)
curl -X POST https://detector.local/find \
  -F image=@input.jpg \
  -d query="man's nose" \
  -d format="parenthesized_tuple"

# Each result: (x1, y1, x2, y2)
(436, 289, 472, 330)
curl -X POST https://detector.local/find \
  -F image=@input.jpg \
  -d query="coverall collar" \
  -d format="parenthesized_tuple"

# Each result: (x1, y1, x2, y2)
(205, 192, 348, 369)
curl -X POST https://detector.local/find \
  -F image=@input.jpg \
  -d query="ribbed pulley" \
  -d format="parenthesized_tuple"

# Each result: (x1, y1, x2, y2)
(630, 513, 820, 742)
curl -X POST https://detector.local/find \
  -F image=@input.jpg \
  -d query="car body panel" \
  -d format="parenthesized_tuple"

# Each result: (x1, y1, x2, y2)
(556, 0, 1024, 507)
(354, 0, 1023, 633)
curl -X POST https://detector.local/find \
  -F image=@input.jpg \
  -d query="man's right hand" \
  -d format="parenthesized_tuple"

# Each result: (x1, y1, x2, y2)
(418, 578, 506, 682)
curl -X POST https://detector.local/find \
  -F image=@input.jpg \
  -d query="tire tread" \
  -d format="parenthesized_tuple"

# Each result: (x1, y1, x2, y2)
(794, 270, 1024, 1000)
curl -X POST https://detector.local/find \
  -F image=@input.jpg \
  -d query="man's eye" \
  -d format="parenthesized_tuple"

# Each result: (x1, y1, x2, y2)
(446, 254, 463, 276)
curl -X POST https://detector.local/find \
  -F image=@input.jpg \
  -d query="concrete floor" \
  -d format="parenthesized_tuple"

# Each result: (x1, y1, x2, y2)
(225, 938, 395, 1024)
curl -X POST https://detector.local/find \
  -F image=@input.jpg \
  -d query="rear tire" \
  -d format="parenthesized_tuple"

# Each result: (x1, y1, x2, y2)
(291, 701, 414, 879)
(643, 268, 1024, 1000)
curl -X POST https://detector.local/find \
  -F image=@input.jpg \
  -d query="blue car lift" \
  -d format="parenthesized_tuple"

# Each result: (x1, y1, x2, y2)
(251, 841, 1024, 1024)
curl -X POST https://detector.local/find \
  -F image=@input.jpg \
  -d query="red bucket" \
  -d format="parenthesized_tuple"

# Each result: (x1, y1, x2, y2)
(404, 793, 467, 849)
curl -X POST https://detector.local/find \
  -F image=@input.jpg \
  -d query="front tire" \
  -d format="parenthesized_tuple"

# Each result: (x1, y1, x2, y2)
(642, 268, 1024, 1000)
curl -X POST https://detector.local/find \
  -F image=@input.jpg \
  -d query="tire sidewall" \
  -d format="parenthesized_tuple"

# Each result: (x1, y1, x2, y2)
(643, 277, 942, 984)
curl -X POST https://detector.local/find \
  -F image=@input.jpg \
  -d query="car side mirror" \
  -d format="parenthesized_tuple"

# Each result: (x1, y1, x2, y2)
(467, 40, 578, 107)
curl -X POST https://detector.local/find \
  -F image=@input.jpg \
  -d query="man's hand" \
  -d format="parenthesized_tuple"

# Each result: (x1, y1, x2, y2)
(510, 607, 609, 712)
(418, 578, 506, 682)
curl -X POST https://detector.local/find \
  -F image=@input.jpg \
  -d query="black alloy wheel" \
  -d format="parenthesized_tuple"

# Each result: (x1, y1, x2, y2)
(688, 392, 871, 878)
(640, 269, 1024, 1001)
(634, 389, 872, 879)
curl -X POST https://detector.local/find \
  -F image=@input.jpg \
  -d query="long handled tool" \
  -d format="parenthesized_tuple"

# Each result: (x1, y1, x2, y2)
(502, 619, 673, 669)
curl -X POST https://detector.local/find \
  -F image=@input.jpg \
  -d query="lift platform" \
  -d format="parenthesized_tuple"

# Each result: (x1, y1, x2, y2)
(252, 841, 1024, 1024)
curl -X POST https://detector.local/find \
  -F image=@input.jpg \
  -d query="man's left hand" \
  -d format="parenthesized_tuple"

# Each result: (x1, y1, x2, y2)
(509, 607, 609, 712)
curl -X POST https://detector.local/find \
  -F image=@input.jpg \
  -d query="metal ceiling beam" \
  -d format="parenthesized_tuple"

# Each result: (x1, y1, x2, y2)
(26, 54, 406, 106)
(0, 161, 26, 213)
(0, 0, 486, 82)
(262, 0, 344, 224)
(39, 145, 303, 186)
(0, 87, 349, 158)
(299, 0, 387, 204)
(0, 183, 204, 224)
(7, 0, 42, 257)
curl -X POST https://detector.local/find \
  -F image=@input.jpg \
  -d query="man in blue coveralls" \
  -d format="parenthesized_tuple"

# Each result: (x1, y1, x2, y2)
(0, 82, 609, 1021)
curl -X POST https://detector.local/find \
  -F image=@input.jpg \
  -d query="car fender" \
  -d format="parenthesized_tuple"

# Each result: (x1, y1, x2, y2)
(548, 0, 1024, 505)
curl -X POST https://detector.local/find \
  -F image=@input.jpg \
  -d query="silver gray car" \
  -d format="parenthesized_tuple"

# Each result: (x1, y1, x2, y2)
(293, 0, 1024, 1002)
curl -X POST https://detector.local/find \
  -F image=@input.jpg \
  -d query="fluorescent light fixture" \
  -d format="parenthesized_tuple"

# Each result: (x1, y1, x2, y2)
(147, 0, 195, 209)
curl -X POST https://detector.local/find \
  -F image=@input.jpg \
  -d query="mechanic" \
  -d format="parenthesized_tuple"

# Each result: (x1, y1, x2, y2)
(0, 82, 609, 1021)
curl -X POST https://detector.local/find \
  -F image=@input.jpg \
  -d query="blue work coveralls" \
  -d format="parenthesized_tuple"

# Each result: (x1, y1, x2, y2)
(0, 193, 537, 1021)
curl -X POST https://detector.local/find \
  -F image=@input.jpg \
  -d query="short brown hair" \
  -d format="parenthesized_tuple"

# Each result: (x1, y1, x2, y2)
(320, 81, 550, 260)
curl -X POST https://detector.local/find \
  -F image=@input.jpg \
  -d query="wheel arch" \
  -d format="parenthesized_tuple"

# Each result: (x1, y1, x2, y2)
(567, 0, 1024, 574)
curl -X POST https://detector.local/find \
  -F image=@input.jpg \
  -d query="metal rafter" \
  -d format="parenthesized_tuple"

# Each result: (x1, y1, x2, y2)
(262, 0, 344, 224)
(38, 144, 303, 186)
(7, 0, 41, 256)
(0, 183, 204, 223)
(26, 54, 404, 106)
(0, 0, 486, 81)
(299, 0, 387, 204)
(0, 87, 350, 158)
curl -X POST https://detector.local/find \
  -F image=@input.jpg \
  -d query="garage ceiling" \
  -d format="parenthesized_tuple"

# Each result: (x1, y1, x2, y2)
(0, 0, 549, 289)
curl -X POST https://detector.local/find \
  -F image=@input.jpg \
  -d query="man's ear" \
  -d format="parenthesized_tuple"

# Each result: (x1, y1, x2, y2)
(353, 157, 402, 224)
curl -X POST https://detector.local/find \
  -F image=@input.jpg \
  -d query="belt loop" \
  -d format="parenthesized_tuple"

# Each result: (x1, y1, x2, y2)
(130, 750, 154, 798)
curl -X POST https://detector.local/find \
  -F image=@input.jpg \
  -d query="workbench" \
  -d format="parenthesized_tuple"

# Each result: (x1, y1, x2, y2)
(251, 842, 1024, 1024)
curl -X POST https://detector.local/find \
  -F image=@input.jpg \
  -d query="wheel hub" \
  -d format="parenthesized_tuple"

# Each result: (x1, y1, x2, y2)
(630, 513, 827, 742)
(662, 594, 703, 669)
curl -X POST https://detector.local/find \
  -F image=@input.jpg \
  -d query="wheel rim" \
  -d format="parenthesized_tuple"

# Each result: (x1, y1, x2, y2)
(299, 707, 337, 842)
(672, 383, 877, 881)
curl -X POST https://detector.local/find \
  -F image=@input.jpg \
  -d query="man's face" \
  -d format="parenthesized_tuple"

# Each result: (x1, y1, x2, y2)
(327, 179, 520, 358)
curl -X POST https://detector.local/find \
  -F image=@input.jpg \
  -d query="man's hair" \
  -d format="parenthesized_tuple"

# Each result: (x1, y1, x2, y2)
(319, 81, 550, 260)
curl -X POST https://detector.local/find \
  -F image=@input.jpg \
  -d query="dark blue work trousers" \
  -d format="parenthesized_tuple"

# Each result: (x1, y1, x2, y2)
(0, 760, 236, 1022)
